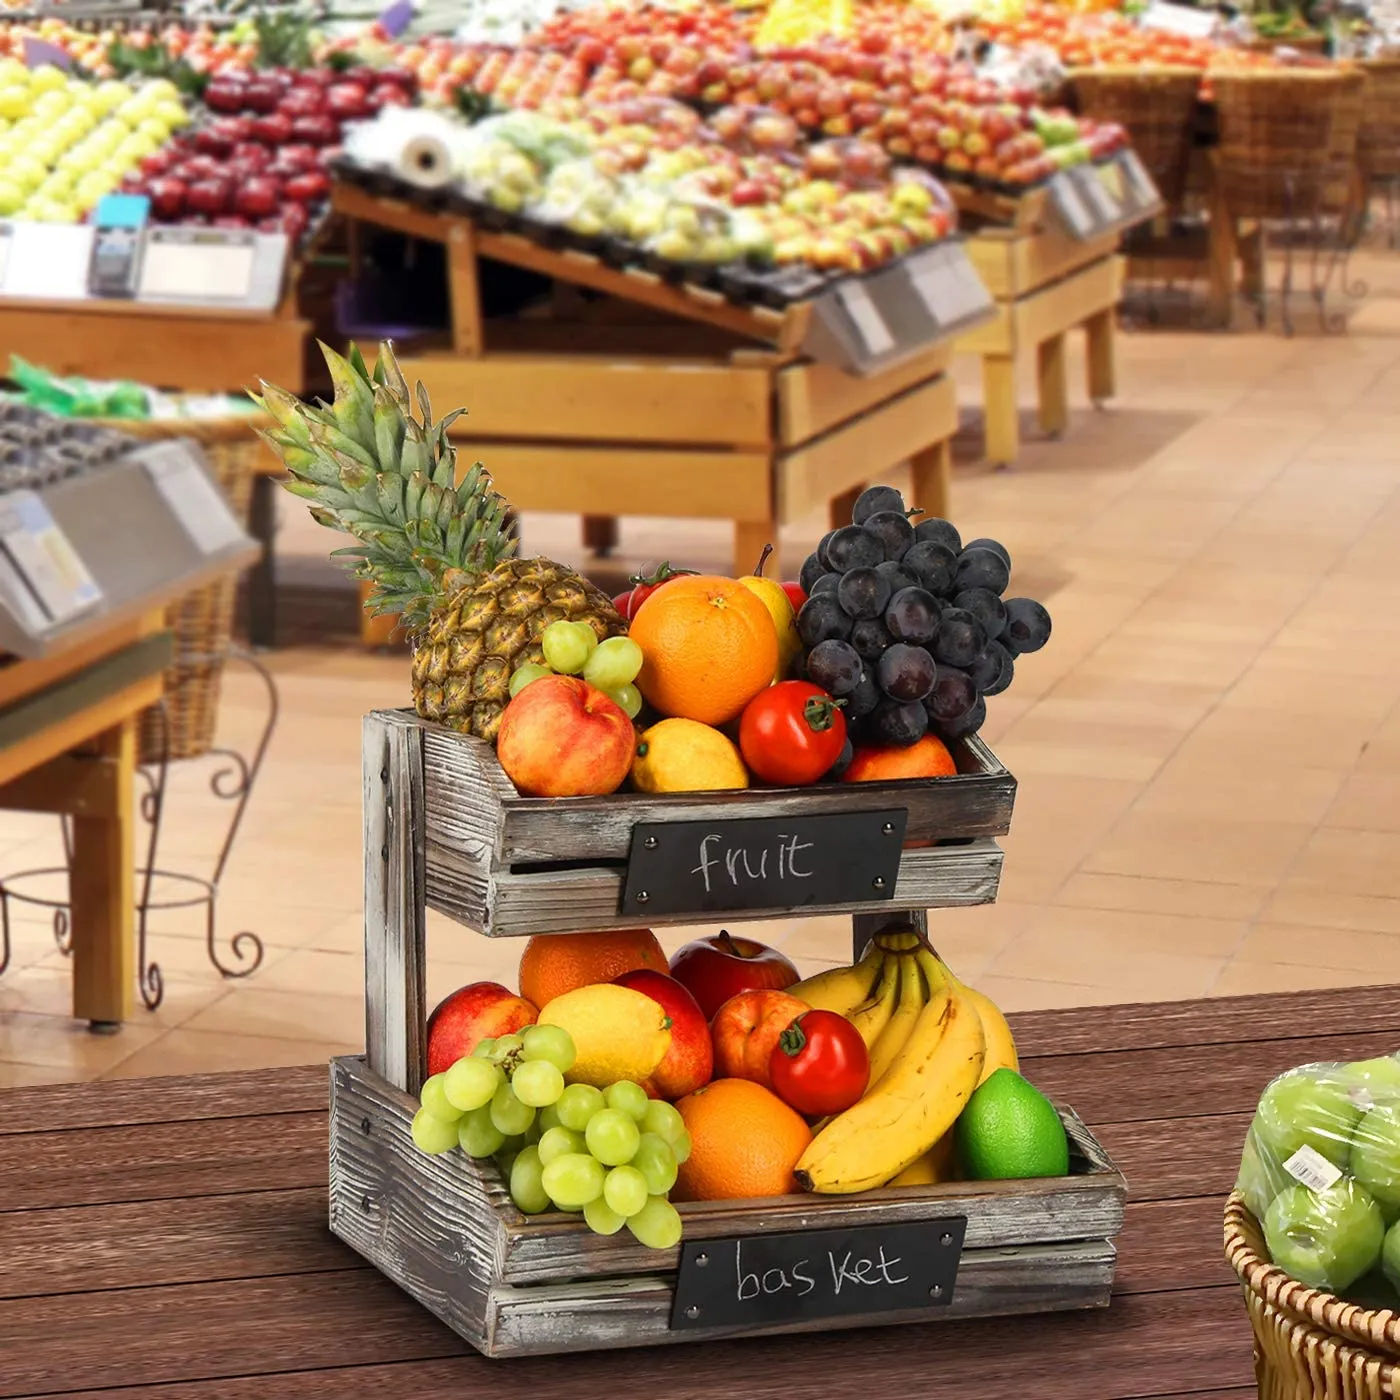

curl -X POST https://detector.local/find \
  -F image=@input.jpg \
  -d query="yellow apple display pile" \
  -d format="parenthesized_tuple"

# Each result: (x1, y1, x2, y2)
(1238, 1056, 1400, 1301)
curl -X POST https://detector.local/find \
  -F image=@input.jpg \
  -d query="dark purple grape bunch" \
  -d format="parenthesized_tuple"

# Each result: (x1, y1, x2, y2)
(795, 484, 1051, 749)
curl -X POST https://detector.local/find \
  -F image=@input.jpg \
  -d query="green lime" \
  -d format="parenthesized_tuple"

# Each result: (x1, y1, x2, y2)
(954, 1068, 1070, 1181)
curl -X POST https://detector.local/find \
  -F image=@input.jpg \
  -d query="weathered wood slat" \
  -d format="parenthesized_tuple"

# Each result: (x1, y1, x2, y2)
(0, 1065, 326, 1136)
(427, 838, 1006, 939)
(481, 1239, 1118, 1356)
(0, 1111, 327, 1213)
(1011, 984, 1400, 1060)
(363, 712, 427, 1095)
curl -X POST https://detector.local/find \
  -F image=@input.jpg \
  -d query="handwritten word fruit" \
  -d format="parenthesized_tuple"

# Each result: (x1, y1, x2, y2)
(538, 983, 672, 1088)
(770, 1009, 870, 1116)
(631, 717, 748, 794)
(674, 1077, 811, 1202)
(519, 928, 668, 1008)
(629, 575, 779, 726)
(669, 931, 800, 1020)
(956, 1068, 1069, 1180)
(739, 681, 848, 786)
(426, 981, 539, 1077)
(497, 674, 635, 798)
(712, 988, 812, 1091)
(614, 968, 714, 1101)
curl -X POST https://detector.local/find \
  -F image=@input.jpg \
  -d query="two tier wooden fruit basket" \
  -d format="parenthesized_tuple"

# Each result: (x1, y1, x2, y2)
(329, 708, 1128, 1358)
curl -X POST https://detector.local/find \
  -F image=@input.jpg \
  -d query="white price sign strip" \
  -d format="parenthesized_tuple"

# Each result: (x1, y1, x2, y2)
(836, 281, 896, 359)
(139, 441, 248, 556)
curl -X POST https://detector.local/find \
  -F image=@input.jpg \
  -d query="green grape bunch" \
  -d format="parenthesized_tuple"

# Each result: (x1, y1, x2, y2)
(410, 1025, 692, 1250)
(509, 620, 645, 720)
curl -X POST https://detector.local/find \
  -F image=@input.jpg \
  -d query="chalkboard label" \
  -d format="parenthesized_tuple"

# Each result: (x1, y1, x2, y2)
(620, 808, 907, 917)
(671, 1217, 967, 1331)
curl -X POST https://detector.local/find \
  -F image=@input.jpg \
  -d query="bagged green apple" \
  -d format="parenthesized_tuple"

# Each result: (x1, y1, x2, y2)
(1237, 1055, 1400, 1295)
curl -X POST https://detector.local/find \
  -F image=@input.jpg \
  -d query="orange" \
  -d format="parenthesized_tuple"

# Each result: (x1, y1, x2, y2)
(628, 575, 779, 726)
(842, 735, 958, 784)
(518, 929, 668, 1009)
(673, 1078, 812, 1202)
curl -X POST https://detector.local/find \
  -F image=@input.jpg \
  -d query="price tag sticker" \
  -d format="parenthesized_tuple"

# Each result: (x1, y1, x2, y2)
(1283, 1144, 1344, 1193)
(138, 440, 248, 557)
(1050, 173, 1095, 240)
(0, 490, 102, 625)
(835, 280, 896, 359)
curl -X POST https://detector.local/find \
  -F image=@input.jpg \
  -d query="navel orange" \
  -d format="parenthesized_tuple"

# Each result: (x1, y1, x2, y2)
(628, 575, 779, 726)
(518, 929, 668, 1010)
(673, 1078, 812, 1202)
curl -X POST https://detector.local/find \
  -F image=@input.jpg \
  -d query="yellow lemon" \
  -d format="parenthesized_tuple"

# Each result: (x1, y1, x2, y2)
(631, 717, 748, 793)
(538, 984, 671, 1088)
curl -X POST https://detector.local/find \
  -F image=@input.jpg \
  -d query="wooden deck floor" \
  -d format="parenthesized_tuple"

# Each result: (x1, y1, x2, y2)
(4, 983, 1395, 1398)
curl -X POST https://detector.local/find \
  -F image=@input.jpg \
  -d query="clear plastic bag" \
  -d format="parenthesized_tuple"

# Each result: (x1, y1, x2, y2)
(1237, 1056, 1400, 1296)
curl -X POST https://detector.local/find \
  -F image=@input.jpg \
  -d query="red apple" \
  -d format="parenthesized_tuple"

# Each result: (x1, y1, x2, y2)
(426, 981, 538, 1076)
(615, 969, 713, 1100)
(278, 87, 326, 118)
(367, 83, 413, 110)
(147, 177, 187, 220)
(186, 179, 231, 217)
(289, 114, 339, 147)
(203, 77, 249, 113)
(249, 112, 294, 145)
(496, 675, 635, 799)
(211, 115, 255, 143)
(668, 931, 800, 1021)
(212, 214, 251, 229)
(285, 170, 330, 203)
(234, 176, 283, 219)
(193, 128, 235, 158)
(242, 77, 282, 114)
(278, 204, 310, 241)
(326, 82, 372, 119)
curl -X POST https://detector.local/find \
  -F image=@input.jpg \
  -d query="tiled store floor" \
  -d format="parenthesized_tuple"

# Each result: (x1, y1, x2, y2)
(5, 263, 1400, 1085)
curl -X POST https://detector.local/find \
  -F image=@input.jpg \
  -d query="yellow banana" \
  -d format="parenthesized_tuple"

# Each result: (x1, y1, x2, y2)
(964, 981, 1019, 1085)
(796, 956, 986, 1194)
(865, 953, 929, 1089)
(847, 954, 900, 1050)
(889, 1129, 958, 1187)
(787, 940, 884, 1018)
(873, 927, 924, 954)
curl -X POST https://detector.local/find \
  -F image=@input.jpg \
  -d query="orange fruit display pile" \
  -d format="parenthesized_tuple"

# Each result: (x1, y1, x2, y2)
(673, 1077, 813, 1202)
(518, 928, 669, 1009)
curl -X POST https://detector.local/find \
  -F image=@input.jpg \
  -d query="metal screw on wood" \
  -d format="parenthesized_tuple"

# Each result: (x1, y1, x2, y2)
(684, 1305, 701, 1319)
(695, 1253, 709, 1268)
(380, 769, 388, 783)
(361, 1194, 373, 1213)
(940, 1233, 953, 1246)
(930, 1285, 944, 1299)
(361, 1117, 371, 1135)
(636, 891, 650, 903)
(873, 877, 886, 890)
(643, 836, 657, 849)
(882, 822, 895, 835)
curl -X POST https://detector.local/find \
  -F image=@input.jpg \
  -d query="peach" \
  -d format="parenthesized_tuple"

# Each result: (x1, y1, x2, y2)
(711, 988, 810, 1092)
(496, 675, 635, 798)
(426, 981, 537, 1076)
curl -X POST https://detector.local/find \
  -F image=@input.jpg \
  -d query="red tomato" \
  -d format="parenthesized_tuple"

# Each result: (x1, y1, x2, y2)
(770, 1009, 869, 1116)
(738, 681, 847, 786)
(612, 562, 697, 622)
(780, 580, 808, 611)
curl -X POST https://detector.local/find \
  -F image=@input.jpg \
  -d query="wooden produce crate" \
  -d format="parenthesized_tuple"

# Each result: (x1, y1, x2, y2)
(327, 708, 1128, 1358)
(955, 221, 1124, 468)
(331, 183, 972, 649)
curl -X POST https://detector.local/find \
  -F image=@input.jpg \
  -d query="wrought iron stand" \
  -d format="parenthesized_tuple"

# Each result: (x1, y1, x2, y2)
(0, 647, 278, 1021)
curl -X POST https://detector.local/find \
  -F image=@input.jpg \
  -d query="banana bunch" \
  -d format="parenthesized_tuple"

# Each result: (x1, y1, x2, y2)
(788, 929, 1019, 1194)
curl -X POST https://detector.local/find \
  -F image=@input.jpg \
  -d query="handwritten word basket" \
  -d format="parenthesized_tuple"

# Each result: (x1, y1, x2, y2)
(327, 709, 1127, 1358)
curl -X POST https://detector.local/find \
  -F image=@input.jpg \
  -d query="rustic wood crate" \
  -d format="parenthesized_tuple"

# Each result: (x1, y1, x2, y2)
(341, 707, 1125, 1358)
(329, 1053, 1127, 1359)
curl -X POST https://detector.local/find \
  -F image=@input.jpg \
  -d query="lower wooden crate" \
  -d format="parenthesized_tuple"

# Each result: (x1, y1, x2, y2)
(956, 226, 1124, 467)
(329, 1055, 1127, 1359)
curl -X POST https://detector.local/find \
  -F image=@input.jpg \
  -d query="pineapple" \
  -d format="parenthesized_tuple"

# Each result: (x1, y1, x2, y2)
(253, 341, 625, 741)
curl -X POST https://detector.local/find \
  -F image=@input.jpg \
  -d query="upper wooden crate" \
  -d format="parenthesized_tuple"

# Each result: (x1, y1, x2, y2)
(366, 710, 1017, 941)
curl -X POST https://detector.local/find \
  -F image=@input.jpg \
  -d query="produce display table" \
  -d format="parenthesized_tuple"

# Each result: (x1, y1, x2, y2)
(956, 215, 1125, 468)
(0, 292, 310, 397)
(3, 980, 1390, 1394)
(0, 611, 171, 1028)
(332, 182, 967, 649)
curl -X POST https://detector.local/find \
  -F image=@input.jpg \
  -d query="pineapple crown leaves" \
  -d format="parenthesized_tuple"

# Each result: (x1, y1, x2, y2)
(250, 340, 517, 631)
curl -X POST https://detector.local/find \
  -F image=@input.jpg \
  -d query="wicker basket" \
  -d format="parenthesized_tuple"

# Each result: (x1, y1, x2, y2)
(1224, 1192, 1400, 1398)
(1069, 65, 1203, 210)
(1359, 58, 1400, 181)
(98, 415, 266, 766)
(1211, 68, 1367, 220)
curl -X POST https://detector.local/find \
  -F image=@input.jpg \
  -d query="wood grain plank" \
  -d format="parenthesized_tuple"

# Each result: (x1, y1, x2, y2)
(0, 1189, 350, 1301)
(1094, 1113, 1254, 1205)
(0, 1111, 327, 1213)
(1010, 984, 1400, 1059)
(0, 1066, 325, 1136)
(363, 712, 427, 1095)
